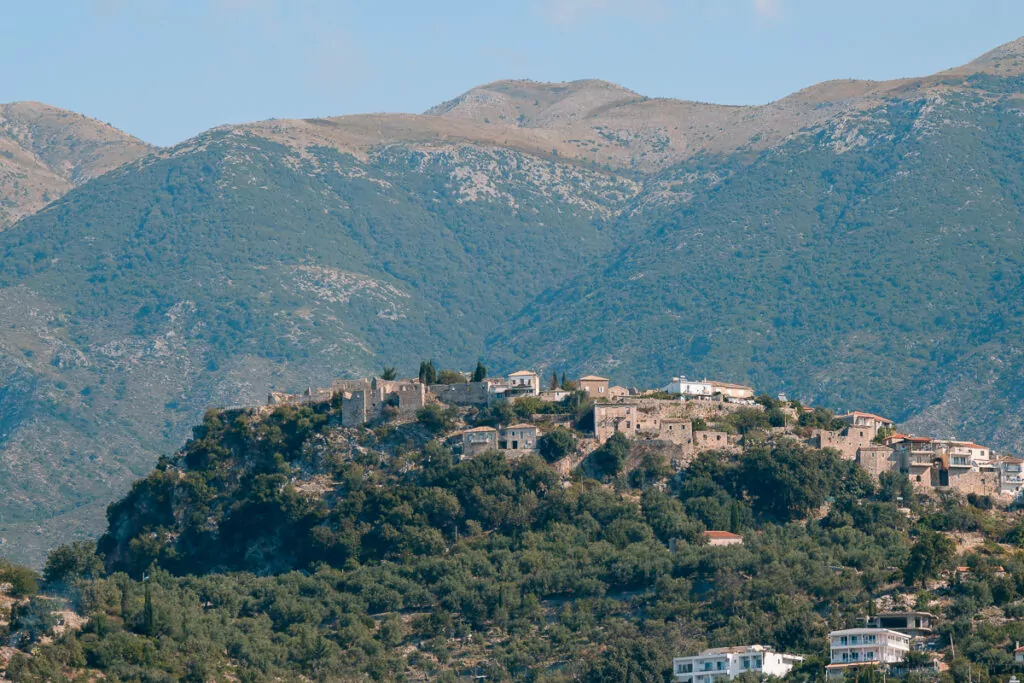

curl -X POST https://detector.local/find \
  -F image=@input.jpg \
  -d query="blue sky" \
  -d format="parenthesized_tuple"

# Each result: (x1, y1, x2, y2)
(3, 0, 1023, 146)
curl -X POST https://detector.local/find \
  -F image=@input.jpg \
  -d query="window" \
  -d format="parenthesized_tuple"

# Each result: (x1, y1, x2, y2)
(851, 653, 859, 662)
(840, 637, 848, 646)
(865, 652, 874, 661)
(716, 662, 724, 671)
(753, 658, 761, 668)
(742, 658, 750, 669)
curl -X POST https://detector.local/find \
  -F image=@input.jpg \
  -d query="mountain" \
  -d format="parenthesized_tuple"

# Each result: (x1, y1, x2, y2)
(0, 102, 153, 227)
(3, 38, 1024, 565)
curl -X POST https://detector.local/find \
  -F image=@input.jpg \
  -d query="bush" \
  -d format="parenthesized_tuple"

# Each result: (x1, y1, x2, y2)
(44, 541, 105, 587)
(538, 427, 577, 463)
(416, 404, 458, 433)
(0, 560, 40, 598)
(590, 433, 631, 480)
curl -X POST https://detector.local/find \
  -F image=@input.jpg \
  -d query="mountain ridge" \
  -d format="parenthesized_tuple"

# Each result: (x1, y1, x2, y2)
(2, 36, 1024, 566)
(0, 101, 153, 227)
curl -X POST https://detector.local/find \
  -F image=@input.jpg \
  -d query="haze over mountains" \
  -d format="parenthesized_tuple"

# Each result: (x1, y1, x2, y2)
(3, 38, 1024, 564)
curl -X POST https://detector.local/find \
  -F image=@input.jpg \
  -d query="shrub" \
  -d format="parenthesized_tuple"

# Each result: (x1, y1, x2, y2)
(538, 427, 577, 463)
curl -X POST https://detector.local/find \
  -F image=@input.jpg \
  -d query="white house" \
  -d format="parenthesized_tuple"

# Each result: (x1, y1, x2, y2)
(673, 645, 804, 683)
(662, 376, 714, 398)
(505, 370, 540, 396)
(999, 458, 1024, 496)
(826, 628, 909, 679)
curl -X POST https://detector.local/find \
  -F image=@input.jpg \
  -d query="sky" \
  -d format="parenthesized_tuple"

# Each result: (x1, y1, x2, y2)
(2, 0, 1023, 146)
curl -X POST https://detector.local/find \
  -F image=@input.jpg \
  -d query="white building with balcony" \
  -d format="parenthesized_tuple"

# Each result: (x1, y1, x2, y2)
(826, 628, 909, 679)
(673, 645, 804, 683)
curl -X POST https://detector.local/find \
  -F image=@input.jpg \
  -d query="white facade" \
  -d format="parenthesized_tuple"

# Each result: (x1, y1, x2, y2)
(506, 370, 540, 396)
(999, 458, 1024, 496)
(826, 629, 909, 678)
(933, 440, 992, 467)
(673, 645, 803, 683)
(663, 376, 714, 398)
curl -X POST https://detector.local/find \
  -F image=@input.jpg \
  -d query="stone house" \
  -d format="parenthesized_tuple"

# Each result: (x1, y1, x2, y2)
(855, 445, 898, 479)
(658, 419, 693, 446)
(710, 381, 755, 401)
(501, 424, 539, 452)
(693, 430, 738, 453)
(840, 411, 895, 438)
(889, 435, 1001, 495)
(593, 403, 642, 443)
(462, 427, 499, 459)
(341, 378, 427, 427)
(811, 426, 875, 461)
(576, 375, 610, 398)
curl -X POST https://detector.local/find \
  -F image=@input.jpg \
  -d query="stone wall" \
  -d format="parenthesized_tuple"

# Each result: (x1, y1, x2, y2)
(429, 382, 490, 406)
(811, 427, 874, 461)
(856, 446, 898, 479)
(947, 468, 1001, 496)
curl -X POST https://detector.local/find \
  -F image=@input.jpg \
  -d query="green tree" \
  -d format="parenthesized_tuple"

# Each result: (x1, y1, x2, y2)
(471, 362, 487, 382)
(0, 560, 40, 598)
(538, 427, 577, 463)
(380, 367, 397, 381)
(436, 369, 467, 385)
(904, 530, 956, 587)
(418, 360, 437, 386)
(590, 433, 631, 480)
(550, 370, 559, 390)
(43, 541, 105, 587)
(416, 404, 458, 433)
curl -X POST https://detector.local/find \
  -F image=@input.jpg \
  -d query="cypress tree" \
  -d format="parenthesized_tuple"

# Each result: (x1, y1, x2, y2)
(472, 362, 487, 382)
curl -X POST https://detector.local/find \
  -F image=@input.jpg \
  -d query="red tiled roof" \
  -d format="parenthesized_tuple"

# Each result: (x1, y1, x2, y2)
(704, 530, 742, 540)
(843, 411, 895, 423)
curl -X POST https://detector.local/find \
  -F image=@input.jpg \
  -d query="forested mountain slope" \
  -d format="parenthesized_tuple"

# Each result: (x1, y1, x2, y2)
(0, 102, 152, 227)
(0, 129, 637, 564)
(2, 38, 1024, 565)
(6, 398, 1024, 681)
(490, 71, 1024, 451)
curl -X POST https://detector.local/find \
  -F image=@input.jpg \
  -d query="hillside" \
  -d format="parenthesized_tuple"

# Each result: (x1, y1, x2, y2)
(0, 102, 152, 227)
(5, 397, 1024, 680)
(0, 129, 640, 564)
(488, 68, 1024, 452)
(2, 38, 1024, 565)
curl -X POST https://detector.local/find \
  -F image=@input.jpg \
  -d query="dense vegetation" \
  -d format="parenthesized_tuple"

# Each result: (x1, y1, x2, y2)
(0, 134, 636, 563)
(493, 80, 1024, 451)
(5, 59, 1024, 570)
(5, 402, 1024, 681)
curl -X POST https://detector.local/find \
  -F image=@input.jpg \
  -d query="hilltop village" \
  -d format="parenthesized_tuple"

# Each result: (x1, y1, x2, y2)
(266, 366, 1023, 502)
